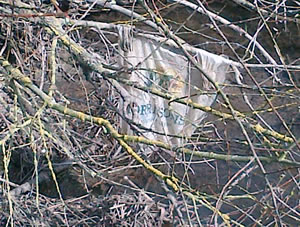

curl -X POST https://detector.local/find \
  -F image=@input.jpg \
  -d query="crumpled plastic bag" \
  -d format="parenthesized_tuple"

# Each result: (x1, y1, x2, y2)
(117, 34, 230, 145)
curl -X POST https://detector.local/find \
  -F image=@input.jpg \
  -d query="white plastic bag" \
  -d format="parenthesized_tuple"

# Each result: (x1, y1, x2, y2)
(118, 35, 230, 145)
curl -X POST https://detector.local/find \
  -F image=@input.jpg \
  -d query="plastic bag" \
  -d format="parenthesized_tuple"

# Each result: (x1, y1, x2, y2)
(118, 35, 230, 145)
